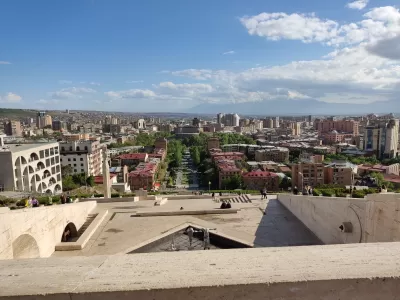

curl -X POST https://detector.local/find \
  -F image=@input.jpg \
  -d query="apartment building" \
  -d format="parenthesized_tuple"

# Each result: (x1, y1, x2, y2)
(292, 162, 325, 189)
(242, 170, 279, 191)
(0, 140, 62, 194)
(314, 119, 359, 135)
(129, 159, 159, 190)
(207, 137, 220, 151)
(36, 112, 52, 129)
(364, 119, 399, 159)
(255, 147, 289, 163)
(114, 153, 148, 167)
(59, 140, 103, 176)
(324, 162, 356, 186)
(3, 120, 22, 137)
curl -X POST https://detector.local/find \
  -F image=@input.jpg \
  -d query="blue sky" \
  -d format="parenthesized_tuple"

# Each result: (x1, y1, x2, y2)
(0, 0, 399, 112)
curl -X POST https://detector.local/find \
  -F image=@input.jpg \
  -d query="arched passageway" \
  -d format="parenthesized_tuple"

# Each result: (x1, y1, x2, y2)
(61, 223, 78, 242)
(12, 234, 40, 259)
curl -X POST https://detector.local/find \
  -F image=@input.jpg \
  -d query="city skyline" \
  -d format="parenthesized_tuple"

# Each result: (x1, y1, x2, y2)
(0, 0, 399, 113)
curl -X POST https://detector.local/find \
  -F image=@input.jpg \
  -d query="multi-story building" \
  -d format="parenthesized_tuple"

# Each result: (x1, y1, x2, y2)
(273, 117, 280, 128)
(263, 118, 274, 129)
(3, 120, 22, 136)
(36, 112, 52, 129)
(207, 137, 220, 151)
(314, 119, 359, 141)
(242, 170, 279, 191)
(52, 120, 67, 131)
(114, 153, 149, 167)
(324, 162, 356, 186)
(292, 162, 325, 189)
(133, 119, 146, 129)
(129, 160, 159, 190)
(217, 113, 240, 127)
(0, 139, 62, 194)
(154, 137, 168, 150)
(59, 140, 103, 176)
(255, 147, 289, 163)
(364, 119, 399, 159)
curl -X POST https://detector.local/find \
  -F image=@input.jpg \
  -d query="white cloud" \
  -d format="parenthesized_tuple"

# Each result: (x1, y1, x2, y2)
(36, 99, 60, 104)
(347, 0, 369, 10)
(223, 50, 235, 55)
(240, 6, 400, 46)
(0, 61, 11, 65)
(126, 80, 144, 83)
(58, 80, 72, 84)
(51, 87, 97, 100)
(0, 92, 22, 103)
(104, 89, 156, 99)
(240, 12, 339, 43)
(89, 82, 101, 86)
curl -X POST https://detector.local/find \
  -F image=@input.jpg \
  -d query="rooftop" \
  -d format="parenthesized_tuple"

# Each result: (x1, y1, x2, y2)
(0, 142, 58, 153)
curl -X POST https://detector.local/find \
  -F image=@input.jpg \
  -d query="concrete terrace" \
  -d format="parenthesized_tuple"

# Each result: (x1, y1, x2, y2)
(52, 195, 321, 257)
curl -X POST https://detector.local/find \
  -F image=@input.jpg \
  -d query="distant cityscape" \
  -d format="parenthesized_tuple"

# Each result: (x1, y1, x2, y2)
(0, 108, 398, 197)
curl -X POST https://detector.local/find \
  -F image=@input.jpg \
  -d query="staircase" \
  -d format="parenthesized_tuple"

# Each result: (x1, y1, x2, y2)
(214, 194, 252, 204)
(77, 213, 98, 236)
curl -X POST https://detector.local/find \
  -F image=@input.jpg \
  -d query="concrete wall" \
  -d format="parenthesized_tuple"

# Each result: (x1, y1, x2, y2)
(1, 243, 400, 299)
(0, 201, 96, 260)
(278, 193, 400, 244)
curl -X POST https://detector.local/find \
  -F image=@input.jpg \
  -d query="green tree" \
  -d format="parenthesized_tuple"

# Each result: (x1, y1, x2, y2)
(86, 175, 95, 187)
(61, 165, 73, 178)
(222, 174, 243, 190)
(62, 176, 78, 191)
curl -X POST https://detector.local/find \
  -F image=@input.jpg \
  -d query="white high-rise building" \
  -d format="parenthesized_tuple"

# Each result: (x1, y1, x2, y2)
(59, 140, 104, 176)
(0, 142, 62, 194)
(219, 113, 240, 127)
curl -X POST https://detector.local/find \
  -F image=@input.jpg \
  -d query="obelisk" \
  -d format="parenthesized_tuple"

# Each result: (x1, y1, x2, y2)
(102, 149, 111, 198)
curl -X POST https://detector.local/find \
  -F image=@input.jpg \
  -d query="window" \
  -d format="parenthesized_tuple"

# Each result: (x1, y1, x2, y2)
(81, 164, 84, 167)
(80, 158, 83, 161)
(68, 158, 71, 162)
(73, 158, 76, 161)
(74, 169, 77, 173)
(74, 164, 76, 167)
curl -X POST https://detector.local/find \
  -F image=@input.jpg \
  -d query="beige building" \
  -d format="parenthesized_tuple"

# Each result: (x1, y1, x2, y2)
(36, 112, 52, 129)
(207, 137, 220, 150)
(3, 120, 22, 137)
(0, 140, 62, 194)
(292, 162, 324, 189)
(255, 147, 289, 163)
(324, 162, 356, 186)
(364, 119, 399, 159)
(59, 140, 103, 176)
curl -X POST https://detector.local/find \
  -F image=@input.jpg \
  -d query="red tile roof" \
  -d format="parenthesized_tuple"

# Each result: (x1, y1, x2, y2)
(117, 153, 148, 160)
(94, 174, 117, 184)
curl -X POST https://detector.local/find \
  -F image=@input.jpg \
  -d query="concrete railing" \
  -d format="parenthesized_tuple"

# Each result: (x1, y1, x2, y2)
(277, 193, 400, 244)
(1, 242, 400, 299)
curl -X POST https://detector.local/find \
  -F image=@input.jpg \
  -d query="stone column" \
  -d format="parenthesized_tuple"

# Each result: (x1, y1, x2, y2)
(102, 149, 111, 198)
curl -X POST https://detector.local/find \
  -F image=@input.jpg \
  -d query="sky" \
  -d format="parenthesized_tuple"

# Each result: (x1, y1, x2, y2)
(0, 0, 399, 112)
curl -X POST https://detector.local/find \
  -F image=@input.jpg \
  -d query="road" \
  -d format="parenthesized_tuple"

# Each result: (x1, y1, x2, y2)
(174, 150, 199, 190)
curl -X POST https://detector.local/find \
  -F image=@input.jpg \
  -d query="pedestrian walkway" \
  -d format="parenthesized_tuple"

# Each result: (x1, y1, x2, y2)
(213, 194, 252, 203)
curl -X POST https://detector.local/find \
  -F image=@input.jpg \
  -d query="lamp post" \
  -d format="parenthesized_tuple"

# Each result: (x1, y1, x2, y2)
(208, 181, 211, 193)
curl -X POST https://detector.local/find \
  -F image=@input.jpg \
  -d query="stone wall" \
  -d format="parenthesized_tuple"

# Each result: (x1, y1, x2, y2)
(1, 243, 400, 299)
(0, 201, 96, 260)
(278, 193, 400, 244)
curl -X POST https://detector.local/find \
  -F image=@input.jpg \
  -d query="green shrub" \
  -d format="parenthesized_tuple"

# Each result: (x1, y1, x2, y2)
(0, 198, 16, 206)
(16, 200, 25, 207)
(121, 193, 135, 197)
(321, 189, 334, 197)
(312, 189, 322, 196)
(336, 192, 347, 198)
(94, 194, 104, 198)
(352, 190, 366, 198)
(111, 193, 120, 198)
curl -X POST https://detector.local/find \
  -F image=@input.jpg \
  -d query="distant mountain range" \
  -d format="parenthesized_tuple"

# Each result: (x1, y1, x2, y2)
(185, 99, 398, 116)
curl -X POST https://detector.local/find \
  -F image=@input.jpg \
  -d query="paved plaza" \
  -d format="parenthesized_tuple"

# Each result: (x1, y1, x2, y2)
(52, 195, 321, 258)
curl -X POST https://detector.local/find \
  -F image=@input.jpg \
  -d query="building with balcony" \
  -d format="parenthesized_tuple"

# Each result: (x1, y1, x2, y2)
(59, 140, 103, 176)
(255, 147, 289, 163)
(324, 161, 357, 186)
(292, 162, 325, 189)
(3, 120, 22, 137)
(364, 119, 399, 159)
(242, 170, 279, 191)
(0, 142, 62, 194)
